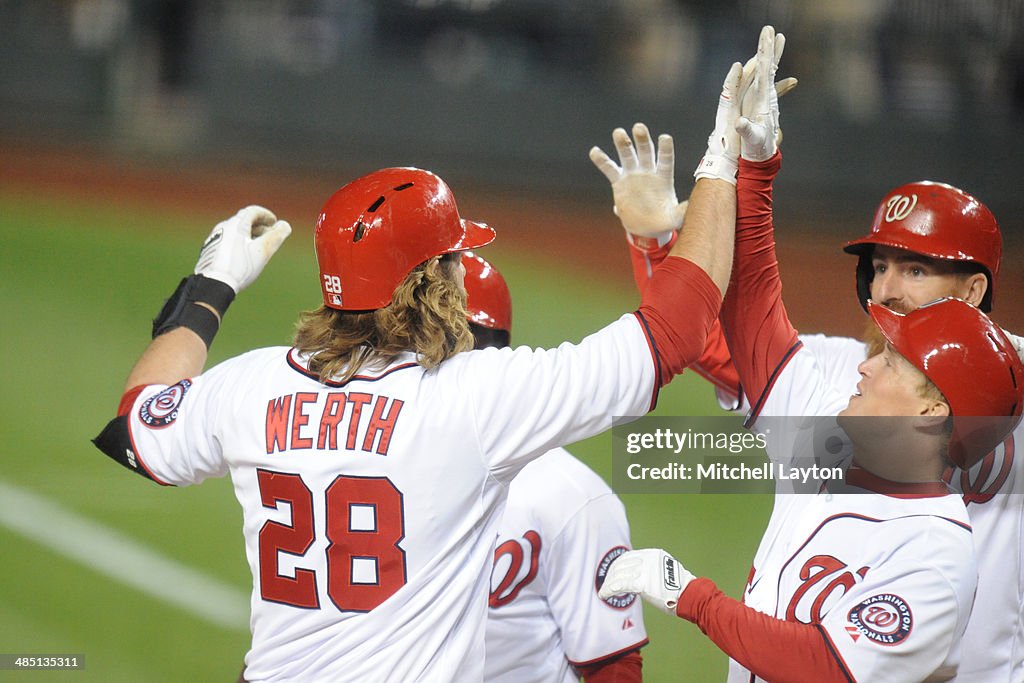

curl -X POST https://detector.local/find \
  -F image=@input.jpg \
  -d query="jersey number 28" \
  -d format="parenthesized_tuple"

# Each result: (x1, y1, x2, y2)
(256, 469, 407, 612)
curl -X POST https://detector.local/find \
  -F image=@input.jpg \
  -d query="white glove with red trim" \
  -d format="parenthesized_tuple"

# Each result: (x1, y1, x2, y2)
(598, 548, 694, 615)
(194, 205, 292, 294)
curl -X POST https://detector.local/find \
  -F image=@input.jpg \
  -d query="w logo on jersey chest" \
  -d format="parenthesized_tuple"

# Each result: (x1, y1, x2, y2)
(784, 555, 869, 624)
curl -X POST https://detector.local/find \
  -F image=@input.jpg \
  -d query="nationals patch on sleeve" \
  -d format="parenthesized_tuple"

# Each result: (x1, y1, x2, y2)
(846, 593, 913, 646)
(595, 546, 637, 609)
(139, 380, 192, 429)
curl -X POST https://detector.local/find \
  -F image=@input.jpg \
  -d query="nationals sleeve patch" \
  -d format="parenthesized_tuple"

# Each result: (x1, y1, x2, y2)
(139, 380, 192, 429)
(846, 593, 913, 646)
(595, 546, 638, 609)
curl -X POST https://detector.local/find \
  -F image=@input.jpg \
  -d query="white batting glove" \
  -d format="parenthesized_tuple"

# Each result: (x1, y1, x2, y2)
(598, 548, 695, 615)
(589, 123, 687, 239)
(194, 205, 292, 294)
(737, 26, 787, 162)
(694, 61, 747, 185)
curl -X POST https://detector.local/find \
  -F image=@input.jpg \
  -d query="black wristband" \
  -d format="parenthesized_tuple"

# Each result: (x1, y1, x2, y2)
(152, 274, 236, 348)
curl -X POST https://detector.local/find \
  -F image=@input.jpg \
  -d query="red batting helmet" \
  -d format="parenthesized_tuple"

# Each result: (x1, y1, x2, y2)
(844, 181, 1001, 313)
(315, 167, 495, 310)
(462, 251, 512, 334)
(868, 298, 1023, 469)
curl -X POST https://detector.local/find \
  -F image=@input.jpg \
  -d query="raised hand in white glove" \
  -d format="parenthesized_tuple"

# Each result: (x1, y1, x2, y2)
(589, 123, 686, 239)
(737, 25, 787, 162)
(194, 205, 292, 294)
(598, 548, 695, 615)
(694, 61, 748, 185)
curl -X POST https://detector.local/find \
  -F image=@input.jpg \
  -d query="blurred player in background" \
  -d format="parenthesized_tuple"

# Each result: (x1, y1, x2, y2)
(597, 25, 1024, 681)
(596, 21, 1024, 683)
(461, 251, 648, 682)
(91, 128, 738, 679)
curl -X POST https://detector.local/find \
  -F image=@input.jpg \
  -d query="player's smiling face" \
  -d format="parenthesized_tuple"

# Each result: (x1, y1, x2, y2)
(869, 245, 986, 313)
(840, 344, 937, 418)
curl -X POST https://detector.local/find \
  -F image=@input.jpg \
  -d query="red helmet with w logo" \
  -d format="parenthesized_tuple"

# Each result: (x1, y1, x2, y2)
(315, 167, 495, 310)
(844, 181, 1001, 312)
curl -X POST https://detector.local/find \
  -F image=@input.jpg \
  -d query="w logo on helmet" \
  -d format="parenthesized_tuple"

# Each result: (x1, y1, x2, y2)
(884, 194, 918, 222)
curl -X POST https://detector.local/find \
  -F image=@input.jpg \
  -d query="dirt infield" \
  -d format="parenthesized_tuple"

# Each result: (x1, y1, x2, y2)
(4, 139, 1021, 339)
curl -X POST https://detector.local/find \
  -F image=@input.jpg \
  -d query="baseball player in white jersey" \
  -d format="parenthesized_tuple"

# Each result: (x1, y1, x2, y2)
(598, 24, 1024, 679)
(601, 295, 1023, 682)
(594, 22, 1024, 682)
(459, 252, 648, 682)
(92, 111, 742, 681)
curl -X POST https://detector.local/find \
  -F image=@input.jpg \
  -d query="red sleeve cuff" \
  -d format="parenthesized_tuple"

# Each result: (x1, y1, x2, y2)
(118, 385, 147, 416)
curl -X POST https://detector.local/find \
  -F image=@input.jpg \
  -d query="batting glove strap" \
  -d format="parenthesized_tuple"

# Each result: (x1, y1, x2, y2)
(152, 274, 236, 349)
(694, 153, 738, 186)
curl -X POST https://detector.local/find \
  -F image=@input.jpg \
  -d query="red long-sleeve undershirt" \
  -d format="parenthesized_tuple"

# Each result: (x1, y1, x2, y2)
(677, 578, 851, 682)
(636, 256, 722, 390)
(720, 153, 801, 423)
(627, 233, 741, 400)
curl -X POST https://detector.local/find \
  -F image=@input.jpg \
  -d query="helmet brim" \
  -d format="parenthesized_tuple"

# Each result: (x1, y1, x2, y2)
(842, 236, 875, 256)
(453, 219, 496, 252)
(866, 300, 904, 351)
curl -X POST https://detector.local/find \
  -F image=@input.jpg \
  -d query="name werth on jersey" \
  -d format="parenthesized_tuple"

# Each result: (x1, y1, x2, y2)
(264, 391, 405, 456)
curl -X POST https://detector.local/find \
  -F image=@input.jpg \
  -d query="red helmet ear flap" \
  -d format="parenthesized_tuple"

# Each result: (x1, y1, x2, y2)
(315, 168, 495, 310)
(868, 298, 1024, 468)
(844, 181, 1001, 312)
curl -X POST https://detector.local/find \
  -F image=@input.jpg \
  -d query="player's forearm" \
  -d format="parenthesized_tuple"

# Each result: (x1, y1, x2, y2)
(677, 578, 849, 682)
(668, 178, 735, 297)
(124, 326, 209, 392)
(719, 152, 799, 412)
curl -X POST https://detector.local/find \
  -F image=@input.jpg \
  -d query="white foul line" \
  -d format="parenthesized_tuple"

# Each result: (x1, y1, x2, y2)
(0, 479, 249, 630)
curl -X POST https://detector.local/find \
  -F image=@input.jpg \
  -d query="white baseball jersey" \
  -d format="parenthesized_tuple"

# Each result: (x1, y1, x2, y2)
(730, 347, 977, 682)
(485, 448, 647, 682)
(121, 315, 657, 682)
(754, 333, 1024, 682)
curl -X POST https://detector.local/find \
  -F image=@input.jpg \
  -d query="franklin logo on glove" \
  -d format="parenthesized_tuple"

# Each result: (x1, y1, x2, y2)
(663, 555, 680, 591)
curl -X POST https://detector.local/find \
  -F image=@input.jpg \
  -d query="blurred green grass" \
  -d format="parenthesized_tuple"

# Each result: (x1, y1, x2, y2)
(0, 189, 769, 681)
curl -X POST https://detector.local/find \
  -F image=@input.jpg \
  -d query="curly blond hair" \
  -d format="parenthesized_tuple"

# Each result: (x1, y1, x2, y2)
(294, 253, 472, 384)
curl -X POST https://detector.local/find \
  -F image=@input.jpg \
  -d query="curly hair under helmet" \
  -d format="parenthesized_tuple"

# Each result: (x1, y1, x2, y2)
(293, 253, 472, 384)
